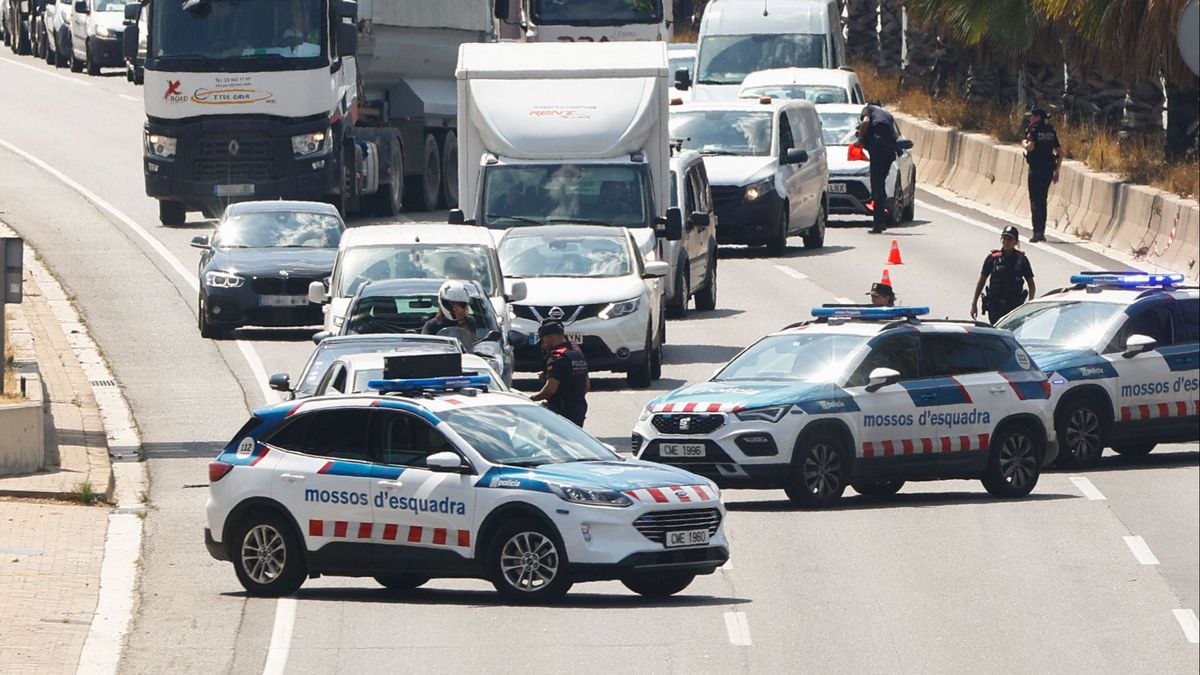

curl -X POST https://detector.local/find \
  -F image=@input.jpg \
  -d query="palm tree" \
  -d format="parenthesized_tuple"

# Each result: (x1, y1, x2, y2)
(846, 0, 879, 60)
(877, 0, 904, 72)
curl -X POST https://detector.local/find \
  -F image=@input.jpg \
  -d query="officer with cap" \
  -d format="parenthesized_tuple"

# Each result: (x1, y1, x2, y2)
(1021, 106, 1061, 242)
(970, 226, 1036, 325)
(867, 282, 897, 307)
(529, 320, 590, 427)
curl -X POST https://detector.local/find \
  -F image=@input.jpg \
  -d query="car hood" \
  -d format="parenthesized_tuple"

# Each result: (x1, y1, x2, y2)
(478, 459, 714, 492)
(702, 156, 777, 187)
(1023, 347, 1117, 381)
(94, 12, 126, 31)
(210, 247, 337, 277)
(647, 380, 858, 414)
(512, 276, 644, 306)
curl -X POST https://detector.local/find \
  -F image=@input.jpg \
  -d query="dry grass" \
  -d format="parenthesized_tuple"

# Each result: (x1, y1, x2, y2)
(2, 311, 21, 402)
(853, 61, 1200, 200)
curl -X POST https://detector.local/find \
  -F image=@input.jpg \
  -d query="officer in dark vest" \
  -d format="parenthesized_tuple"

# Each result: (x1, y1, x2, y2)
(529, 320, 589, 427)
(855, 101, 899, 234)
(971, 226, 1037, 325)
(1021, 106, 1061, 243)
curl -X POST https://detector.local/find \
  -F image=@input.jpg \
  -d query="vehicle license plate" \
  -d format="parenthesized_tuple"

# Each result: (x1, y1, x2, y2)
(567, 333, 584, 344)
(215, 184, 255, 197)
(829, 183, 847, 193)
(665, 529, 710, 548)
(659, 443, 705, 458)
(261, 295, 309, 307)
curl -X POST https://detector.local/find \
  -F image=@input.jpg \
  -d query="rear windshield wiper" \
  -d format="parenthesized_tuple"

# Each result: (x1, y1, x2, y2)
(486, 214, 544, 226)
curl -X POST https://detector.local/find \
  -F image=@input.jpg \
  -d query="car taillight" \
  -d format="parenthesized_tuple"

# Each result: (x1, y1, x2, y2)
(209, 461, 234, 482)
(1042, 380, 1052, 398)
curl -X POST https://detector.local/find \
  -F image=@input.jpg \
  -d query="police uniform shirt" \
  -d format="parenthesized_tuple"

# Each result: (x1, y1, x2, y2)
(981, 249, 1034, 298)
(860, 105, 897, 150)
(544, 341, 588, 418)
(1025, 122, 1060, 169)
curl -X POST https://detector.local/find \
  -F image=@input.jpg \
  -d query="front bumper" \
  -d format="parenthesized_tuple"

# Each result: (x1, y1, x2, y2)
(88, 34, 123, 67)
(571, 546, 729, 581)
(202, 282, 324, 329)
(511, 310, 650, 373)
(632, 416, 798, 488)
(710, 187, 785, 245)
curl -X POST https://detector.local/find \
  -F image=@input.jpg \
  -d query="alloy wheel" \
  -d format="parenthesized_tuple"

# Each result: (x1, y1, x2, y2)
(499, 531, 560, 593)
(241, 524, 287, 585)
(998, 432, 1037, 489)
(802, 443, 843, 497)
(1066, 407, 1102, 462)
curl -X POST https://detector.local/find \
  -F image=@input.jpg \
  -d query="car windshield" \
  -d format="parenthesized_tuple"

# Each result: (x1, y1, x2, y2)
(439, 404, 619, 467)
(296, 339, 459, 398)
(482, 164, 648, 228)
(336, 245, 497, 297)
(715, 333, 870, 382)
(696, 33, 827, 85)
(817, 112, 861, 145)
(500, 234, 632, 279)
(670, 110, 773, 156)
(344, 294, 498, 337)
(149, 0, 325, 63)
(214, 211, 342, 248)
(531, 0, 661, 25)
(742, 84, 847, 104)
(996, 301, 1126, 349)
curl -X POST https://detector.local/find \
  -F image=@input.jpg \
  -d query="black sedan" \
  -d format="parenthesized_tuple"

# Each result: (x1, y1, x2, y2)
(191, 200, 344, 338)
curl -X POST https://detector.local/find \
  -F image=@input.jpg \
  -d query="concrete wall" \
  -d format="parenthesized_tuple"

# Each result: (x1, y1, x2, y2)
(0, 395, 44, 476)
(895, 113, 1199, 280)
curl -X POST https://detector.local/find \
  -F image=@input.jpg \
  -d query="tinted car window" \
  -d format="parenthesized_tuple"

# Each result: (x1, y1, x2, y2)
(848, 333, 920, 386)
(266, 409, 370, 461)
(1107, 305, 1174, 352)
(1176, 299, 1199, 343)
(980, 336, 1019, 372)
(923, 334, 990, 376)
(374, 411, 453, 468)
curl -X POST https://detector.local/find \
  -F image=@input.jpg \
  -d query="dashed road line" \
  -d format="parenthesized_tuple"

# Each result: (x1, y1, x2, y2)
(0, 55, 93, 86)
(833, 296, 852, 304)
(118, 94, 141, 102)
(723, 611, 752, 646)
(1068, 476, 1106, 501)
(1173, 609, 1199, 644)
(262, 598, 298, 675)
(774, 264, 807, 281)
(1122, 535, 1160, 565)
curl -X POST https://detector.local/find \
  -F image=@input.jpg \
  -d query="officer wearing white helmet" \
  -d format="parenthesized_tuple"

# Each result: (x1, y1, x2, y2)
(423, 279, 478, 348)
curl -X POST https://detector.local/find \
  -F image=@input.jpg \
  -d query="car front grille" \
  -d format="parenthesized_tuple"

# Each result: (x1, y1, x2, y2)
(512, 303, 608, 322)
(194, 137, 274, 183)
(633, 508, 722, 544)
(250, 276, 318, 295)
(710, 185, 744, 212)
(651, 413, 725, 435)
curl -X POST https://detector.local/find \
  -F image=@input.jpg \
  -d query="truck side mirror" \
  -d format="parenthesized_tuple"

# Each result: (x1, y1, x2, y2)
(124, 3, 140, 21)
(689, 211, 710, 228)
(337, 0, 357, 20)
(336, 21, 357, 57)
(448, 209, 466, 225)
(308, 280, 329, 305)
(122, 24, 139, 60)
(74, 1, 89, 13)
(785, 148, 808, 165)
(658, 207, 683, 241)
(674, 68, 691, 91)
(494, 0, 511, 21)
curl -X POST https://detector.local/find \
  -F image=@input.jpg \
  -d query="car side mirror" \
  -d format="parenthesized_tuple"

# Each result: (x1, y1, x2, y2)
(336, 21, 357, 57)
(427, 451, 469, 473)
(337, 0, 357, 19)
(122, 23, 139, 60)
(493, 0, 510, 21)
(1122, 334, 1157, 358)
(447, 208, 466, 225)
(311, 330, 331, 345)
(124, 3, 140, 21)
(643, 260, 670, 278)
(689, 211, 710, 228)
(674, 67, 692, 91)
(190, 235, 210, 249)
(268, 373, 292, 392)
(74, 1, 89, 13)
(482, 330, 501, 343)
(865, 367, 901, 392)
(785, 148, 808, 165)
(507, 329, 526, 345)
(897, 137, 914, 150)
(504, 279, 527, 303)
(308, 280, 328, 305)
(657, 207, 683, 241)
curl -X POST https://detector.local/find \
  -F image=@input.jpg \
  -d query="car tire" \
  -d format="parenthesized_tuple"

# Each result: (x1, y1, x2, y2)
(1112, 443, 1156, 457)
(651, 314, 664, 380)
(851, 480, 904, 498)
(901, 170, 916, 222)
(54, 36, 66, 67)
(486, 518, 572, 602)
(802, 200, 826, 249)
(133, 65, 143, 85)
(886, 178, 901, 227)
(621, 572, 696, 598)
(981, 423, 1042, 498)
(666, 264, 688, 318)
(159, 200, 186, 227)
(45, 35, 55, 64)
(232, 512, 306, 597)
(198, 297, 228, 340)
(627, 327, 654, 389)
(694, 251, 717, 311)
(766, 205, 788, 256)
(16, 22, 30, 55)
(374, 574, 430, 591)
(69, 43, 83, 72)
(784, 431, 848, 507)
(85, 41, 99, 76)
(1055, 396, 1108, 469)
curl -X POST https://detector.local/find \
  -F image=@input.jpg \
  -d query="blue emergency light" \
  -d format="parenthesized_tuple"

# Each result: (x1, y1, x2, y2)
(1069, 272, 1184, 288)
(368, 375, 492, 394)
(811, 306, 930, 319)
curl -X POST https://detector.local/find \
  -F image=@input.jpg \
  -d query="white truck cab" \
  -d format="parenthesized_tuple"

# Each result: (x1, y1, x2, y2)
(492, 0, 671, 43)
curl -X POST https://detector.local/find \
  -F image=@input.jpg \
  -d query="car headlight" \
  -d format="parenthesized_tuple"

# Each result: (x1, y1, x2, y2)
(95, 25, 112, 38)
(743, 178, 774, 202)
(638, 405, 653, 422)
(734, 405, 790, 423)
(599, 297, 640, 320)
(204, 271, 244, 288)
(144, 133, 176, 159)
(291, 129, 331, 158)
(549, 483, 633, 508)
(332, 314, 344, 328)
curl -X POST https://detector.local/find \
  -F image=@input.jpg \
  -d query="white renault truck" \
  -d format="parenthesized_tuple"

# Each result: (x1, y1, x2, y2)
(491, 0, 672, 43)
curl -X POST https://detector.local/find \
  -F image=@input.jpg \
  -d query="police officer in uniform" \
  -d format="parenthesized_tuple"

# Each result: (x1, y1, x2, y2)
(970, 226, 1037, 325)
(855, 100, 899, 234)
(1021, 106, 1061, 243)
(866, 282, 896, 307)
(529, 320, 590, 427)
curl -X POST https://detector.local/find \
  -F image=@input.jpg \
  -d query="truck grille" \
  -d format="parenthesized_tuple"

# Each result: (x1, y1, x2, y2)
(651, 414, 724, 435)
(250, 276, 318, 295)
(633, 508, 722, 544)
(194, 137, 274, 183)
(710, 185, 744, 212)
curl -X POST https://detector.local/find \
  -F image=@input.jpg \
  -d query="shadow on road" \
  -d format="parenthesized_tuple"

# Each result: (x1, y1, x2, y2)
(141, 441, 226, 459)
(1046, 450, 1199, 474)
(511, 376, 687, 393)
(725, 490, 1076, 513)
(718, 244, 853, 260)
(663, 343, 742, 366)
(674, 308, 745, 320)
(260, 585, 750, 609)
(226, 327, 321, 343)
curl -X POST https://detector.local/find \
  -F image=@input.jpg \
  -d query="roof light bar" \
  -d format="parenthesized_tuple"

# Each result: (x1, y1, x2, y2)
(811, 306, 930, 319)
(1069, 272, 1184, 288)
(368, 375, 491, 394)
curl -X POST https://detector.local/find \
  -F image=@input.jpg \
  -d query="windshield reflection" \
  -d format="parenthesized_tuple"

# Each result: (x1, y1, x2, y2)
(996, 301, 1125, 349)
(500, 234, 632, 279)
(214, 212, 342, 249)
(669, 110, 773, 156)
(151, 0, 325, 61)
(337, 245, 497, 297)
(715, 333, 869, 382)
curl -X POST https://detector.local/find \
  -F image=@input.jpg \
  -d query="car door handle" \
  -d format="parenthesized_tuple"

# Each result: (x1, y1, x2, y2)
(989, 386, 1007, 394)
(377, 480, 403, 490)
(280, 474, 305, 482)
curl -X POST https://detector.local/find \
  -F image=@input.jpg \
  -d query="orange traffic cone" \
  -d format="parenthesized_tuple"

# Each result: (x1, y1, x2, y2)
(880, 269, 892, 286)
(886, 239, 904, 265)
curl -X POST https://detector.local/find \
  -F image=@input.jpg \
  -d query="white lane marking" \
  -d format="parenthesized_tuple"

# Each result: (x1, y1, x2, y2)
(918, 201, 1097, 269)
(1122, 535, 1160, 565)
(774, 265, 808, 281)
(77, 514, 141, 675)
(833, 297, 852, 304)
(118, 94, 141, 102)
(0, 55, 93, 86)
(723, 611, 752, 646)
(1173, 609, 1199, 644)
(262, 598, 298, 675)
(1069, 476, 1106, 501)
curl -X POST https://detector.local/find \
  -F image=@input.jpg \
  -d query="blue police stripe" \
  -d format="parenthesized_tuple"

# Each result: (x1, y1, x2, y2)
(370, 465, 405, 479)
(318, 460, 374, 478)
(900, 377, 972, 407)
(1158, 344, 1199, 372)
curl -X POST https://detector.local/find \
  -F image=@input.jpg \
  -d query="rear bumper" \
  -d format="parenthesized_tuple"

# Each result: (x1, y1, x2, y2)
(204, 528, 228, 561)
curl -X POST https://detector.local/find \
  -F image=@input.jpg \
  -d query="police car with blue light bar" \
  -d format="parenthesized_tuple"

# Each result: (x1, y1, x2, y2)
(205, 353, 728, 601)
(996, 271, 1199, 468)
(632, 306, 1058, 506)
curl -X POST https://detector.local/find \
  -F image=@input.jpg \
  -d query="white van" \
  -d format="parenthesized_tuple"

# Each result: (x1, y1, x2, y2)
(678, 0, 847, 101)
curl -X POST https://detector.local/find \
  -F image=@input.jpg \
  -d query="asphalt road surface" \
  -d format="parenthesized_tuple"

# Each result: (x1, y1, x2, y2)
(1, 54, 1196, 674)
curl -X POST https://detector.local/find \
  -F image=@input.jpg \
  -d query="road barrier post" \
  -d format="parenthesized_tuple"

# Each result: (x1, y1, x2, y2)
(1, 237, 24, 396)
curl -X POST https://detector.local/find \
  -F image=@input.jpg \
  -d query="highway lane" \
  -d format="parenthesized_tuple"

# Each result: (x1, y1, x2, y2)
(0, 53, 1196, 673)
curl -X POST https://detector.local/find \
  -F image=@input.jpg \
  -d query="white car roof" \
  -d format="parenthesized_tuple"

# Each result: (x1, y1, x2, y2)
(673, 98, 815, 114)
(740, 68, 856, 90)
(815, 103, 869, 116)
(339, 223, 497, 249)
(290, 390, 535, 417)
(1031, 285, 1198, 304)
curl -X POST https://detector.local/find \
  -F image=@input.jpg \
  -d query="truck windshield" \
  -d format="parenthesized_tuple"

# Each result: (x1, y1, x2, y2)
(149, 0, 325, 65)
(531, 0, 662, 26)
(482, 164, 649, 229)
(697, 34, 827, 85)
(670, 110, 773, 156)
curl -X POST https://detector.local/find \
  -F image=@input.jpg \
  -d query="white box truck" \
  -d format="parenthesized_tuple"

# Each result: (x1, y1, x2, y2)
(452, 41, 682, 262)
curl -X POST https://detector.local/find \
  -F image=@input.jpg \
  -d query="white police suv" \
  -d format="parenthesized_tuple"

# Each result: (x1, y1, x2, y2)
(205, 355, 728, 601)
(997, 272, 1199, 468)
(633, 306, 1058, 506)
